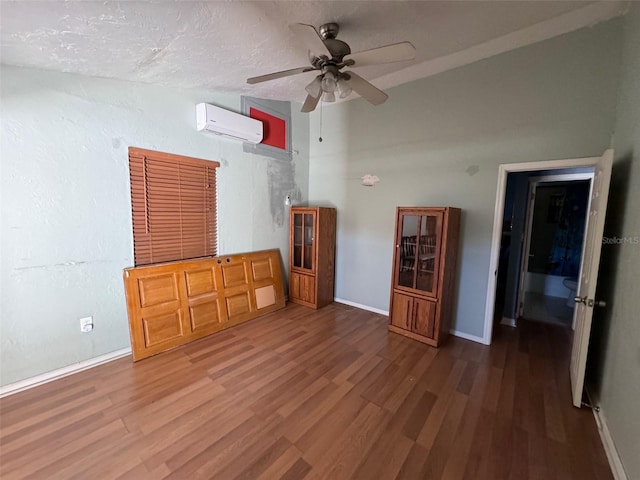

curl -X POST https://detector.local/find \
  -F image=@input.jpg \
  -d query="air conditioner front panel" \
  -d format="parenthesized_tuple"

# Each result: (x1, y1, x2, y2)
(196, 103, 263, 144)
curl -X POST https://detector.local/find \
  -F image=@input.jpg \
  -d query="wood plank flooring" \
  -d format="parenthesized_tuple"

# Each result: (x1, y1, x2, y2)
(0, 303, 612, 479)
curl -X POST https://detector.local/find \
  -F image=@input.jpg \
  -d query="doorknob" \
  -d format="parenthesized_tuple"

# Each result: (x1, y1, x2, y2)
(588, 299, 607, 308)
(574, 296, 587, 305)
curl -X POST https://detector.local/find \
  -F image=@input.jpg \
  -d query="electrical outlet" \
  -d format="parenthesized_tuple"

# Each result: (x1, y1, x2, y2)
(80, 316, 93, 333)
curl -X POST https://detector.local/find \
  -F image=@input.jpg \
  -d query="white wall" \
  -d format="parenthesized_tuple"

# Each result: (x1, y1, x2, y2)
(0, 66, 309, 386)
(308, 19, 622, 338)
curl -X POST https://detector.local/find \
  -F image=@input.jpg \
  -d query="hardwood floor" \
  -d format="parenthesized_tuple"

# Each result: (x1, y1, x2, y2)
(0, 303, 612, 479)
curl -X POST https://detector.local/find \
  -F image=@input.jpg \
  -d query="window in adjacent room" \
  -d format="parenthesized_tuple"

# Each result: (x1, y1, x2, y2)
(128, 147, 219, 266)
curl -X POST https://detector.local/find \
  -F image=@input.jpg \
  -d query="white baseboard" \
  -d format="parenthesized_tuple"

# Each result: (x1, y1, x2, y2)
(449, 329, 486, 344)
(0, 348, 132, 398)
(500, 316, 517, 327)
(592, 407, 628, 480)
(334, 298, 389, 316)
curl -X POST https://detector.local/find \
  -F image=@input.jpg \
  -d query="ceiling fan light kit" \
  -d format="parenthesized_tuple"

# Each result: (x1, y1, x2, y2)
(322, 91, 336, 103)
(246, 22, 416, 113)
(337, 77, 352, 99)
(305, 76, 322, 98)
(321, 71, 337, 93)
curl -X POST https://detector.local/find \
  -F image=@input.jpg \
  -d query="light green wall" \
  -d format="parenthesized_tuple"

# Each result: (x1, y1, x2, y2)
(0, 66, 309, 386)
(588, 4, 640, 479)
(308, 19, 622, 338)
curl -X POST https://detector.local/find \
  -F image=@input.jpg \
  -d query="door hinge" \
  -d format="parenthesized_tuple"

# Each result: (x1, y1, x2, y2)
(580, 400, 600, 412)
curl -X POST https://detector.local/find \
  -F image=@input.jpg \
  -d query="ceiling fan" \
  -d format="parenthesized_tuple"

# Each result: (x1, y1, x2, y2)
(247, 23, 416, 113)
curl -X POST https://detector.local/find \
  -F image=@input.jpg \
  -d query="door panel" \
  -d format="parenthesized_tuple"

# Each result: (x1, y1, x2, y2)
(413, 298, 436, 338)
(290, 272, 315, 305)
(138, 274, 179, 307)
(225, 292, 252, 320)
(570, 150, 613, 408)
(142, 311, 184, 347)
(189, 301, 221, 331)
(391, 293, 413, 330)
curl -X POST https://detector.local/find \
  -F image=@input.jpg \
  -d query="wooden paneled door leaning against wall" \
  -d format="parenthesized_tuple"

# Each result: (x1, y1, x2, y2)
(123, 249, 286, 361)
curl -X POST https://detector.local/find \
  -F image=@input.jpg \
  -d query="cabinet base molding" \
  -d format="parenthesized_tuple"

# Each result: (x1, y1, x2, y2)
(389, 324, 439, 347)
(289, 297, 318, 309)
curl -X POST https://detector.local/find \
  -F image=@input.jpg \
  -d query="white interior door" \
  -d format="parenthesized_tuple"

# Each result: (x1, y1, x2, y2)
(570, 149, 613, 408)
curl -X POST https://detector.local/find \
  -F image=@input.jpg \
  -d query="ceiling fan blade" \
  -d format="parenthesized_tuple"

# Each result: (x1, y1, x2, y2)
(290, 23, 332, 58)
(343, 71, 388, 106)
(343, 42, 415, 68)
(247, 66, 314, 85)
(301, 93, 321, 113)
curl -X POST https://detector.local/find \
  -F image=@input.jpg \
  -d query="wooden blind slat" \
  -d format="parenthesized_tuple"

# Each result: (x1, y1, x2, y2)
(129, 147, 218, 266)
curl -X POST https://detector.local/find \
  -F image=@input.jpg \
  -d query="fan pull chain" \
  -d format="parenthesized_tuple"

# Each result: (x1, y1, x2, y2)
(319, 99, 323, 143)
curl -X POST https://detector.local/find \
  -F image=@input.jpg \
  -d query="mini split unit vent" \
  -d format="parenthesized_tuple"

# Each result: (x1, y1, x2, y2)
(196, 103, 263, 144)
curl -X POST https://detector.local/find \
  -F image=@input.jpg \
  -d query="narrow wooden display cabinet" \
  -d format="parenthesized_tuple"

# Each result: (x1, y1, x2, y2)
(389, 207, 461, 347)
(288, 207, 336, 309)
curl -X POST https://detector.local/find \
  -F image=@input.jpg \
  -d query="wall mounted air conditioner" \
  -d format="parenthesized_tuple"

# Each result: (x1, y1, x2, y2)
(196, 103, 263, 144)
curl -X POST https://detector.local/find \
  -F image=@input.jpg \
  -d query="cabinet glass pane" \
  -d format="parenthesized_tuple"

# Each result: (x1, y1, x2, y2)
(416, 215, 438, 293)
(293, 213, 303, 268)
(303, 213, 314, 270)
(398, 215, 419, 288)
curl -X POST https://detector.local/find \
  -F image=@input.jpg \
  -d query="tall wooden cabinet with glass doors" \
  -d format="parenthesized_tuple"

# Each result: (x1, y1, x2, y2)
(289, 207, 336, 309)
(389, 207, 461, 347)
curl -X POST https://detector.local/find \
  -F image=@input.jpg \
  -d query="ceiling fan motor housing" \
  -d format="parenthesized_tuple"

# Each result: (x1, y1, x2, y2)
(310, 23, 351, 67)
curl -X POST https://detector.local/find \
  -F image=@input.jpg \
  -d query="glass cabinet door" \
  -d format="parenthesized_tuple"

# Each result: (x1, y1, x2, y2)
(293, 213, 303, 268)
(396, 211, 441, 296)
(303, 213, 314, 270)
(292, 211, 315, 272)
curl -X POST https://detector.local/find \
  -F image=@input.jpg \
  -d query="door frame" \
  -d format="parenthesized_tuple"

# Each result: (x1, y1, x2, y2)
(516, 172, 594, 321)
(482, 155, 603, 345)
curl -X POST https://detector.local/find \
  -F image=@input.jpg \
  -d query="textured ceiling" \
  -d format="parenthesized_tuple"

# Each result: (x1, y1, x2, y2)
(0, 1, 627, 104)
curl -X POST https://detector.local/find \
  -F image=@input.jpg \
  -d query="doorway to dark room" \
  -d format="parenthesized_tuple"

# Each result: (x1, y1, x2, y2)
(485, 151, 613, 408)
(494, 169, 593, 330)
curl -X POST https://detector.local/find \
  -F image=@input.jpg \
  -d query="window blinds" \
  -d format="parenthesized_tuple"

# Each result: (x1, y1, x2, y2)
(128, 147, 219, 266)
